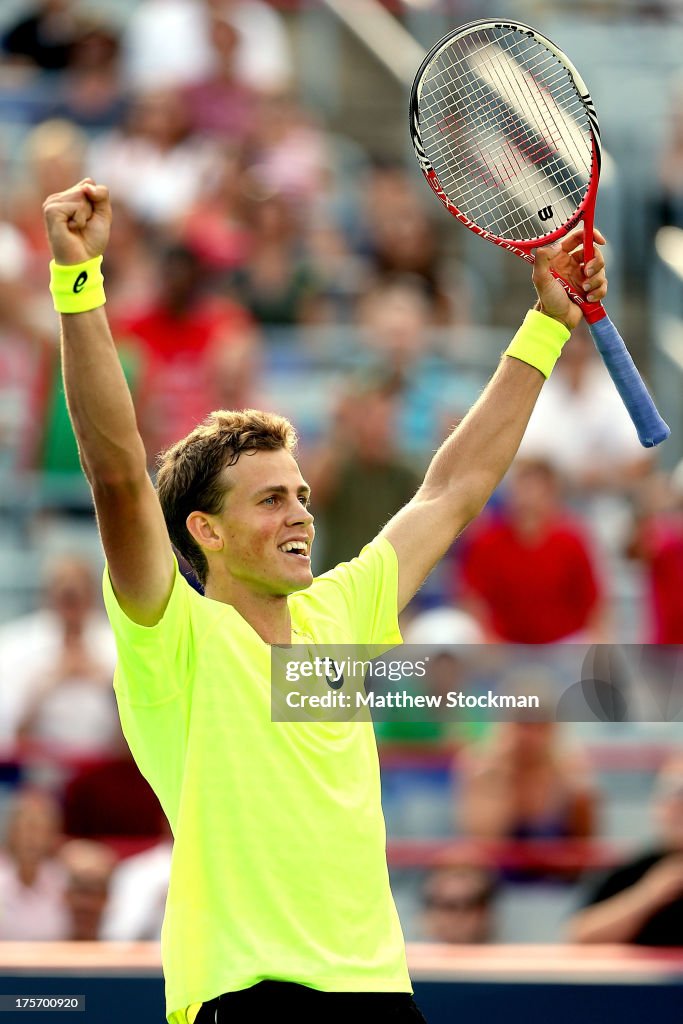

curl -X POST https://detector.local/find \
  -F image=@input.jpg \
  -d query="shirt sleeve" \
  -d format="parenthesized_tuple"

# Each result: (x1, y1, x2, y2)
(102, 557, 193, 707)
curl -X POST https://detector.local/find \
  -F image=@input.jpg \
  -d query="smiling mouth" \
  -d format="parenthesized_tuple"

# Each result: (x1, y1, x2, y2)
(278, 542, 310, 558)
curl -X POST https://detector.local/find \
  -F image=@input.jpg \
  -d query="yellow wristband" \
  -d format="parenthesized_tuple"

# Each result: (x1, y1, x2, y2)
(49, 256, 106, 314)
(504, 309, 570, 379)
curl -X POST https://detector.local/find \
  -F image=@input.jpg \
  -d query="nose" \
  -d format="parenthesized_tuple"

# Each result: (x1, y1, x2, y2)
(286, 499, 314, 527)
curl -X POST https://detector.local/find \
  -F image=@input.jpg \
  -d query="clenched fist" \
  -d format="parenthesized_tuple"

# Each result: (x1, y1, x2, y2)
(43, 178, 112, 266)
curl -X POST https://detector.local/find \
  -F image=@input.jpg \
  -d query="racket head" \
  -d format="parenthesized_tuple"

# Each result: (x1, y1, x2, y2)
(410, 19, 602, 256)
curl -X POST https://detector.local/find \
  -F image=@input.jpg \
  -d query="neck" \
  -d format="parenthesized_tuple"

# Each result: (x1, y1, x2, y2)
(513, 514, 546, 539)
(63, 619, 85, 642)
(17, 862, 39, 887)
(204, 577, 292, 644)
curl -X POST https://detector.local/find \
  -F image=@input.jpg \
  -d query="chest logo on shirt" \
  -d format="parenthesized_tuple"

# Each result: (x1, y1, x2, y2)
(325, 661, 345, 689)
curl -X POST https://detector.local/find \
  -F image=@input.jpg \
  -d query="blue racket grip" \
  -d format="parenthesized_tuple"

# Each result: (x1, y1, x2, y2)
(587, 315, 670, 448)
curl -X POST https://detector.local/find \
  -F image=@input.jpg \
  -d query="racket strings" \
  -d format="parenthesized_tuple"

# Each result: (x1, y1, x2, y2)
(426, 41, 581, 224)
(423, 50, 586, 234)
(423, 33, 581, 190)
(482, 30, 588, 181)
(417, 26, 593, 241)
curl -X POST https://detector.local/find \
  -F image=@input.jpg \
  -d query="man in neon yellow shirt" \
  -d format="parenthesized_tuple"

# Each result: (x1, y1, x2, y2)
(42, 179, 607, 1024)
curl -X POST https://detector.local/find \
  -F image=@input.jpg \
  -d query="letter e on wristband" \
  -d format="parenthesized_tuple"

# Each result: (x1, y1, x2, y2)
(49, 257, 106, 314)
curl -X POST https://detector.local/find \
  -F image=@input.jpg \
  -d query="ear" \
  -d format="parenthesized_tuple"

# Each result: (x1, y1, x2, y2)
(186, 511, 224, 553)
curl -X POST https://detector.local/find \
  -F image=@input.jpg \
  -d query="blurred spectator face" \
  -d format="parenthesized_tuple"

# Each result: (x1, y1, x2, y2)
(60, 840, 115, 941)
(366, 165, 419, 218)
(635, 470, 682, 518)
(428, 652, 466, 701)
(373, 206, 436, 276)
(5, 790, 62, 868)
(351, 390, 396, 463)
(555, 327, 594, 389)
(423, 866, 495, 944)
(209, 13, 240, 69)
(507, 459, 561, 524)
(68, 22, 120, 73)
(360, 282, 431, 368)
(209, 336, 258, 409)
(655, 759, 683, 850)
(24, 120, 86, 197)
(251, 194, 294, 242)
(44, 556, 96, 629)
(499, 720, 556, 765)
(158, 245, 203, 312)
(210, 149, 252, 210)
(254, 93, 302, 145)
(128, 89, 191, 148)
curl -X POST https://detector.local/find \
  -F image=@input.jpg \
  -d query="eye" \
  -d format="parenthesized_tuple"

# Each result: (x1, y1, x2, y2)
(299, 495, 311, 508)
(262, 495, 278, 506)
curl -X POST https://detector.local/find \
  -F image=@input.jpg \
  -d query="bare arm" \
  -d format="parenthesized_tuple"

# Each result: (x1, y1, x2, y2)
(43, 180, 174, 625)
(382, 228, 608, 611)
(568, 855, 683, 943)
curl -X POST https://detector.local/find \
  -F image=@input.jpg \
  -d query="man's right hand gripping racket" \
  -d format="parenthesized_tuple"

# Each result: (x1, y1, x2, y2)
(410, 18, 670, 448)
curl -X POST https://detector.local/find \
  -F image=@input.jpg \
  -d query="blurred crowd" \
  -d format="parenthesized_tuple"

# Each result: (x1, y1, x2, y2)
(0, 0, 682, 948)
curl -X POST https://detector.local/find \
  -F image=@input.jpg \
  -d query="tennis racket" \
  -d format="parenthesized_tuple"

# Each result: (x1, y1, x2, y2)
(409, 18, 669, 448)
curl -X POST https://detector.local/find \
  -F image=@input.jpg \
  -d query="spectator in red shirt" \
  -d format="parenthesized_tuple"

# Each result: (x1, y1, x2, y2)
(62, 727, 164, 841)
(625, 464, 683, 642)
(113, 243, 259, 462)
(457, 457, 607, 643)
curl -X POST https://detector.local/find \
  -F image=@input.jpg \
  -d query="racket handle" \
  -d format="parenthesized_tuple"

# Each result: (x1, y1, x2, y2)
(587, 315, 670, 448)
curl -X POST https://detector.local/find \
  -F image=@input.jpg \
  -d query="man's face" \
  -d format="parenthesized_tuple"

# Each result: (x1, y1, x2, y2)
(45, 561, 94, 627)
(212, 448, 315, 596)
(423, 868, 493, 944)
(508, 465, 558, 522)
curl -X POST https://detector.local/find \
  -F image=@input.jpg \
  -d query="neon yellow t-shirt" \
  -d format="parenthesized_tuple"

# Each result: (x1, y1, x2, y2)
(103, 538, 411, 1024)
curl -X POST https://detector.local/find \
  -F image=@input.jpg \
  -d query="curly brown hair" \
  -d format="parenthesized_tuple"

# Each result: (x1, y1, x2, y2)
(156, 409, 297, 585)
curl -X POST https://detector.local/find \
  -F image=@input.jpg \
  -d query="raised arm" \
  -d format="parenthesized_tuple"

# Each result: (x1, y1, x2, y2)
(43, 179, 174, 625)
(381, 228, 608, 611)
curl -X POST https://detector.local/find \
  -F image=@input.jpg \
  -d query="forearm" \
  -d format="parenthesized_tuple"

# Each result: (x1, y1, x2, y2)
(60, 308, 147, 483)
(569, 884, 661, 944)
(420, 354, 545, 522)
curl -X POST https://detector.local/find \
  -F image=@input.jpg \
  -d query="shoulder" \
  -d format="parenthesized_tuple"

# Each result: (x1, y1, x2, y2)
(463, 515, 510, 551)
(551, 517, 596, 548)
(316, 535, 397, 584)
(290, 537, 401, 642)
(299, 536, 396, 600)
(102, 556, 202, 641)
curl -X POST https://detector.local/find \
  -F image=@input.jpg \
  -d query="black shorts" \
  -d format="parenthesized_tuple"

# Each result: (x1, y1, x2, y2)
(194, 980, 428, 1023)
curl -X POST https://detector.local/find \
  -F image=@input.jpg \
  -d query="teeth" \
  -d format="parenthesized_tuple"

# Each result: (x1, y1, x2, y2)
(279, 541, 307, 553)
